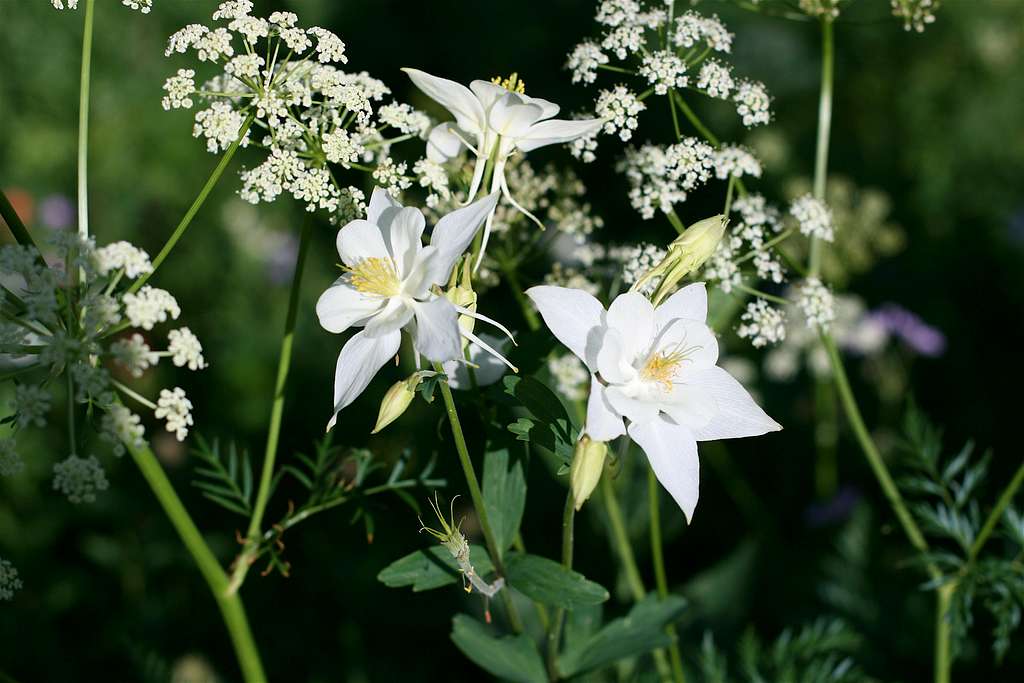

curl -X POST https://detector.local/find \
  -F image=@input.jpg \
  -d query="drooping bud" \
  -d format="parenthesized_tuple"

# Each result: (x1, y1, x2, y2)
(570, 436, 608, 511)
(632, 214, 726, 305)
(371, 371, 435, 434)
(445, 256, 477, 351)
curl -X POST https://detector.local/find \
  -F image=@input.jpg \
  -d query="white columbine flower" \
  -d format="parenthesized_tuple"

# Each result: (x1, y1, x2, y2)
(527, 283, 780, 521)
(404, 69, 603, 267)
(316, 187, 508, 429)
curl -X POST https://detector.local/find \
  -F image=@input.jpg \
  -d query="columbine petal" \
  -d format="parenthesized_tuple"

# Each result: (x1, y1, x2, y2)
(516, 118, 603, 152)
(653, 317, 719, 369)
(363, 297, 414, 337)
(426, 123, 465, 162)
(606, 292, 655, 362)
(596, 328, 635, 385)
(427, 192, 499, 282)
(386, 207, 426, 276)
(628, 417, 701, 522)
(526, 286, 605, 370)
(469, 80, 510, 111)
(687, 366, 782, 441)
(604, 385, 661, 425)
(366, 186, 402, 225)
(655, 282, 708, 325)
(444, 333, 511, 390)
(489, 95, 545, 138)
(404, 68, 486, 136)
(411, 296, 462, 362)
(336, 219, 389, 267)
(315, 280, 385, 334)
(520, 93, 560, 120)
(586, 377, 626, 441)
(326, 329, 401, 431)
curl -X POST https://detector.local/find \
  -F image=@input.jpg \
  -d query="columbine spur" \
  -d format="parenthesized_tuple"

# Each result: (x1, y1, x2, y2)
(527, 282, 781, 521)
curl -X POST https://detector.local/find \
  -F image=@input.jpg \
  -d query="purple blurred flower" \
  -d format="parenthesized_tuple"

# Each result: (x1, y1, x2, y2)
(38, 194, 74, 230)
(805, 486, 861, 527)
(870, 304, 946, 357)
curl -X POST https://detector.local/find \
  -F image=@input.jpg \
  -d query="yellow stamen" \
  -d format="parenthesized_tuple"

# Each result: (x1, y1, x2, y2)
(641, 350, 687, 390)
(491, 72, 526, 94)
(346, 257, 401, 297)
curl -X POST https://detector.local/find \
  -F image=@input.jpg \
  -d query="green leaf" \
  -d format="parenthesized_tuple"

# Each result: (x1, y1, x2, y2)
(503, 375, 574, 429)
(482, 448, 527, 553)
(558, 594, 687, 677)
(450, 615, 547, 683)
(505, 552, 609, 609)
(377, 544, 494, 592)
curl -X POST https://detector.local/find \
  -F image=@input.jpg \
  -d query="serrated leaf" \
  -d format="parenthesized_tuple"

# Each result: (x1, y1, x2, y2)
(505, 552, 608, 609)
(482, 448, 527, 554)
(198, 492, 251, 517)
(558, 594, 686, 677)
(377, 544, 494, 592)
(450, 615, 547, 683)
(504, 375, 574, 429)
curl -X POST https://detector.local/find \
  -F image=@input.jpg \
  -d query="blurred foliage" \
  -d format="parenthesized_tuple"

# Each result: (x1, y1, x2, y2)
(1, 0, 1023, 681)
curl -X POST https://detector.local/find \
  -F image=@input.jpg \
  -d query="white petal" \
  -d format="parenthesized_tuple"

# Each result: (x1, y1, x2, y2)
(411, 296, 462, 362)
(469, 80, 510, 111)
(656, 282, 708, 326)
(445, 333, 510, 390)
(654, 318, 719, 369)
(520, 93, 560, 119)
(386, 207, 426, 276)
(628, 418, 701, 522)
(426, 122, 465, 162)
(336, 219, 389, 267)
(516, 118, 603, 152)
(596, 328, 635, 385)
(604, 386, 661, 425)
(525, 286, 605, 370)
(607, 292, 655, 362)
(428, 192, 499, 282)
(363, 297, 414, 337)
(585, 378, 626, 441)
(489, 95, 545, 138)
(687, 366, 782, 441)
(315, 279, 385, 334)
(402, 245, 441, 297)
(327, 329, 401, 431)
(404, 68, 486, 135)
(366, 186, 402, 225)
(661, 382, 716, 432)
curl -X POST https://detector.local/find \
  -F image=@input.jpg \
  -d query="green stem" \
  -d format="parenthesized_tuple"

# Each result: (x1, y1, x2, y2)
(648, 468, 686, 683)
(77, 0, 95, 239)
(547, 491, 576, 679)
(0, 190, 45, 262)
(600, 464, 673, 680)
(672, 92, 719, 145)
(433, 365, 525, 633)
(809, 19, 834, 277)
(668, 88, 683, 141)
(129, 112, 256, 294)
(935, 582, 953, 683)
(969, 459, 1024, 561)
(665, 209, 686, 235)
(227, 218, 313, 595)
(499, 257, 540, 332)
(124, 438, 266, 682)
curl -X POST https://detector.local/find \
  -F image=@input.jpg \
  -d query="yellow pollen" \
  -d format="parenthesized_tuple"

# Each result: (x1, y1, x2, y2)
(491, 72, 526, 94)
(346, 257, 401, 297)
(641, 351, 686, 390)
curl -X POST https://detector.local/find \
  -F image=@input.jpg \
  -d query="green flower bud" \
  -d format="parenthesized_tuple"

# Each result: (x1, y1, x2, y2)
(570, 436, 608, 510)
(371, 371, 434, 434)
(633, 214, 727, 305)
(445, 256, 478, 347)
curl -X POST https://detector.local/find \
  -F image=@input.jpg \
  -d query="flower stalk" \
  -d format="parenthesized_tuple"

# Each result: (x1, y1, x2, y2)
(547, 490, 576, 679)
(77, 0, 96, 239)
(648, 468, 686, 683)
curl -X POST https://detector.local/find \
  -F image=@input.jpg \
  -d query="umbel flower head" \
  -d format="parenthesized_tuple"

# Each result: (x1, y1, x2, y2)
(316, 187, 517, 430)
(528, 283, 780, 521)
(404, 68, 603, 267)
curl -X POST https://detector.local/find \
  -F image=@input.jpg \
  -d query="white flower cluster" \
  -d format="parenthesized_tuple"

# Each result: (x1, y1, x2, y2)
(621, 138, 714, 219)
(13, 384, 52, 428)
(738, 299, 787, 348)
(94, 241, 153, 278)
(155, 387, 194, 441)
(163, 1, 427, 214)
(799, 0, 841, 19)
(696, 60, 735, 99)
(797, 277, 836, 329)
(412, 158, 450, 208)
(704, 194, 785, 294)
(891, 0, 939, 32)
(672, 11, 733, 53)
(595, 86, 645, 141)
(734, 79, 772, 127)
(790, 194, 835, 241)
(52, 0, 152, 13)
(713, 145, 762, 180)
(53, 454, 109, 504)
(618, 242, 667, 295)
(547, 353, 589, 402)
(566, 42, 609, 85)
(639, 50, 688, 95)
(0, 558, 23, 601)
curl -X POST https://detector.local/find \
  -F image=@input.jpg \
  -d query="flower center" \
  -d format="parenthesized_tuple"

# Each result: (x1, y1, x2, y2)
(491, 72, 526, 94)
(347, 257, 401, 297)
(640, 350, 686, 390)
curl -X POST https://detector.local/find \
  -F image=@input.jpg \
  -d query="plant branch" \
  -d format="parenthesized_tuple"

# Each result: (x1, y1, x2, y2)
(809, 18, 834, 277)
(649, 468, 686, 683)
(77, 0, 95, 239)
(547, 490, 575, 679)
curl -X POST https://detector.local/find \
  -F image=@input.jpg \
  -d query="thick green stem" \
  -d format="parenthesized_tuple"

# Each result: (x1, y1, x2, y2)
(77, 0, 95, 239)
(129, 112, 255, 294)
(227, 218, 313, 594)
(809, 19, 834, 277)
(125, 439, 266, 682)
(433, 365, 525, 633)
(547, 491, 576, 679)
(935, 583, 954, 683)
(600, 465, 673, 680)
(648, 469, 686, 683)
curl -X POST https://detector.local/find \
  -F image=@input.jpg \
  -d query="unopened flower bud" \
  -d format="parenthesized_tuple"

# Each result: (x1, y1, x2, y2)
(445, 257, 478, 346)
(570, 436, 608, 510)
(633, 214, 726, 305)
(371, 371, 434, 434)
